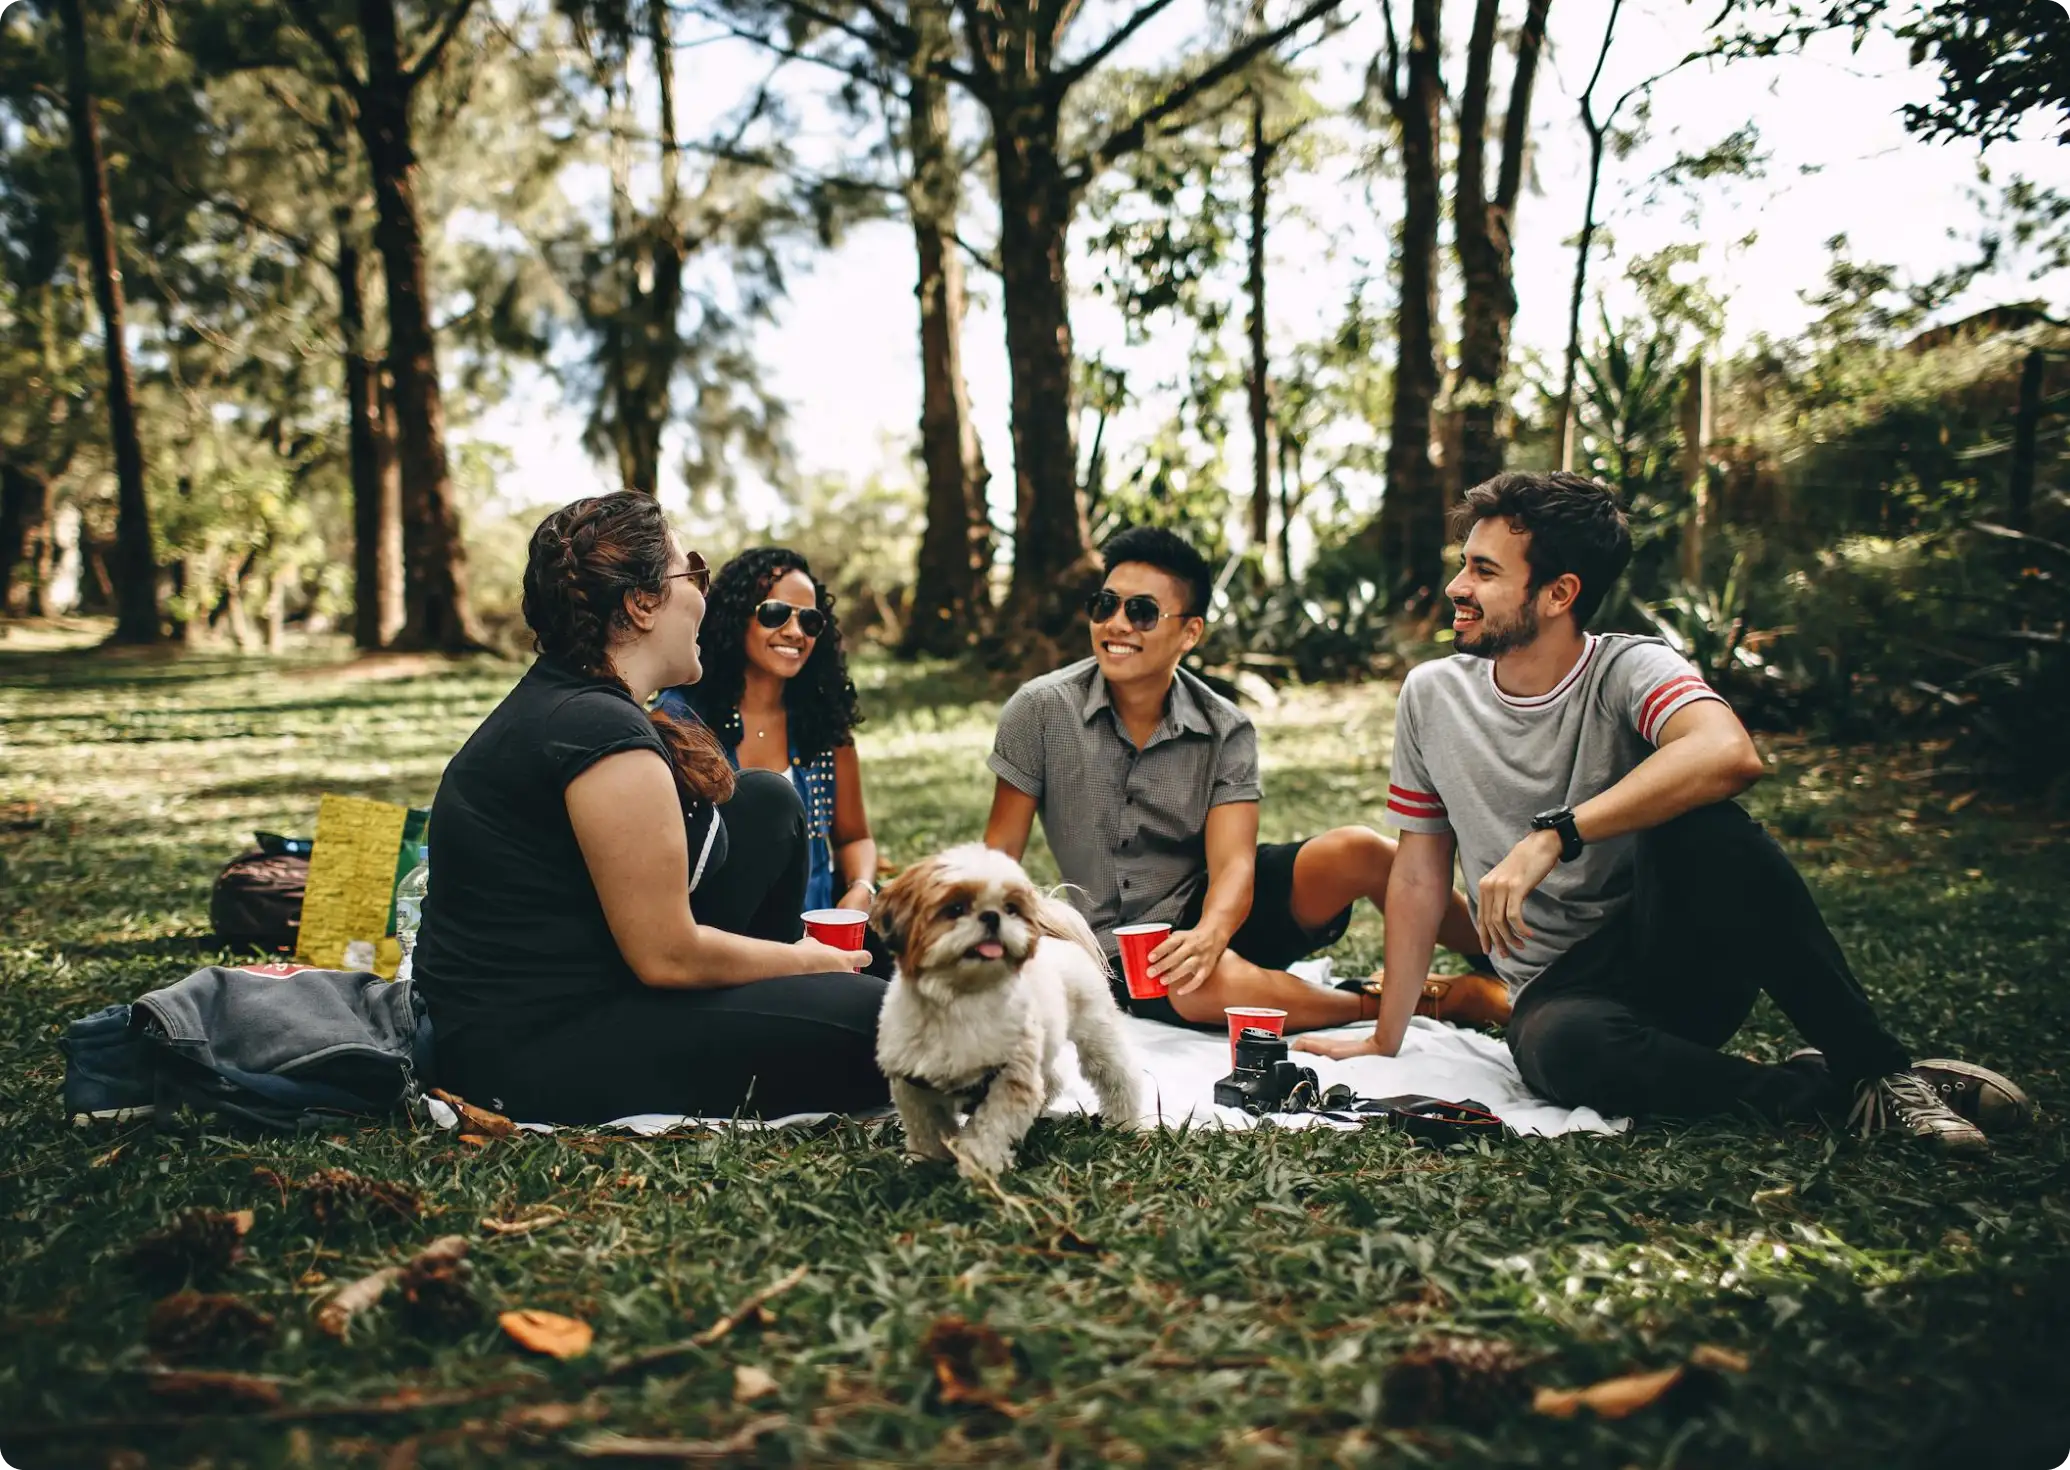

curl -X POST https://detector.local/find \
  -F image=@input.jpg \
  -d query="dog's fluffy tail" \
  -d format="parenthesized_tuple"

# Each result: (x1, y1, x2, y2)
(1033, 891, 1110, 977)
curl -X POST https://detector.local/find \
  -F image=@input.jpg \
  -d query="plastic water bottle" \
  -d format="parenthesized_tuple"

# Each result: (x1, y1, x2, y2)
(393, 850, 429, 982)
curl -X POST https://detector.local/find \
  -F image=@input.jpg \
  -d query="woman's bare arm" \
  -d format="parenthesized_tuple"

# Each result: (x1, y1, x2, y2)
(566, 749, 864, 985)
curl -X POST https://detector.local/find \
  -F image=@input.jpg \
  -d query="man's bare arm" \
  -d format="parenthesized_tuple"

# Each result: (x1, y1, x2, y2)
(983, 778, 1039, 860)
(1297, 828, 1455, 1060)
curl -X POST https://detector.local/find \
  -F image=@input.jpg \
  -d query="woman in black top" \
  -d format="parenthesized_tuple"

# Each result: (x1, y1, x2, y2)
(414, 492, 890, 1123)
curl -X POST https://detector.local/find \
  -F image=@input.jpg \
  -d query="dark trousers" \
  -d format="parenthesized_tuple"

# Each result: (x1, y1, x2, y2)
(1507, 802, 1911, 1123)
(457, 770, 889, 1124)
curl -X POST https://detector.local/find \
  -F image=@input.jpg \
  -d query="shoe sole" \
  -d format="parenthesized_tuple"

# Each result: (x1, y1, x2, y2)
(1912, 1058, 2035, 1134)
(69, 1105, 153, 1126)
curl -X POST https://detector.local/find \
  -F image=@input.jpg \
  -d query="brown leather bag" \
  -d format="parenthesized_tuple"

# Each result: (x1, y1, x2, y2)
(209, 849, 309, 953)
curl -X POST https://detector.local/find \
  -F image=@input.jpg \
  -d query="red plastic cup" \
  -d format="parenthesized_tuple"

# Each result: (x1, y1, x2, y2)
(1225, 1006, 1289, 1067)
(1114, 922, 1172, 1000)
(802, 907, 870, 952)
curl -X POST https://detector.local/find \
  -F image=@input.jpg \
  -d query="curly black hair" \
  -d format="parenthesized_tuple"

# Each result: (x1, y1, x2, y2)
(686, 547, 862, 759)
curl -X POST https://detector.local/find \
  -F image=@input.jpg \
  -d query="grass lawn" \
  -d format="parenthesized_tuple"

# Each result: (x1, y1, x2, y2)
(2, 634, 2067, 1468)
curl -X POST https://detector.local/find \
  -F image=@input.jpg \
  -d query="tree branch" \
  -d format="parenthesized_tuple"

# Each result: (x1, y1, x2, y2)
(277, 0, 364, 97)
(680, 5, 893, 89)
(1071, 0, 1347, 183)
(407, 0, 484, 84)
(1048, 0, 1180, 97)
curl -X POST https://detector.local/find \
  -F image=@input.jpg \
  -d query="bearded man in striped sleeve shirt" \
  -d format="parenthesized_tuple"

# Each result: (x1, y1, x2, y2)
(1298, 472, 2030, 1156)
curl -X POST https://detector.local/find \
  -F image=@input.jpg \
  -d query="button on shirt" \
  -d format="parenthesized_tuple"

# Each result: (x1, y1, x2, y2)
(988, 658, 1262, 945)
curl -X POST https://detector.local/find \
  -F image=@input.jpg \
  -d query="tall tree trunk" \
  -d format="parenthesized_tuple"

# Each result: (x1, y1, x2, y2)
(993, 100, 1095, 639)
(0, 462, 51, 616)
(1455, 0, 1550, 492)
(1678, 353, 1711, 582)
(1246, 88, 1272, 566)
(633, 0, 686, 498)
(1373, 0, 1446, 606)
(339, 218, 404, 648)
(902, 2, 993, 657)
(2008, 348, 2043, 532)
(354, 0, 483, 651)
(1556, 0, 1623, 472)
(58, 0, 159, 644)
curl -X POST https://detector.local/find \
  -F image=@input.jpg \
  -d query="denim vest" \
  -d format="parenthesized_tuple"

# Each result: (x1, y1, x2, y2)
(655, 688, 839, 911)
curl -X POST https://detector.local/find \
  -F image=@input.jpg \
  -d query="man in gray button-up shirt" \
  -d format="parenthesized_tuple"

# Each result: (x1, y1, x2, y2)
(983, 526, 1489, 1031)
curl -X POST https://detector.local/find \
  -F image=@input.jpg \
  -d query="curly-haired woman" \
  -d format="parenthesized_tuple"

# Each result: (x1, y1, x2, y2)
(655, 549, 881, 931)
(413, 494, 889, 1124)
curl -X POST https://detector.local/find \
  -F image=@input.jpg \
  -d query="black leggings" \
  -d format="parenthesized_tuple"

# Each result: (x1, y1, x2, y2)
(450, 770, 889, 1123)
(1507, 801, 1911, 1124)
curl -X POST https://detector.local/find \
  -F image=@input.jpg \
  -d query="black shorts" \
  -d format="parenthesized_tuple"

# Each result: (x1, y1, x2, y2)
(1109, 839, 1353, 1030)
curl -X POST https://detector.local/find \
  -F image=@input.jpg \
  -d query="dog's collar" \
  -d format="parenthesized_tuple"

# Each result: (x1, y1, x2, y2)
(900, 1066, 1002, 1102)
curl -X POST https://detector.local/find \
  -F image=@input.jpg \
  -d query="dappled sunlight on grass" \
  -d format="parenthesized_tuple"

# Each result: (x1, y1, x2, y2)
(1, 644, 2066, 1465)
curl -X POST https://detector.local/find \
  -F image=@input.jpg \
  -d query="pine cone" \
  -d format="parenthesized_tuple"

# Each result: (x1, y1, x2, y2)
(129, 1209, 253, 1284)
(1381, 1335, 1531, 1429)
(144, 1292, 276, 1360)
(397, 1251, 481, 1335)
(298, 1168, 423, 1223)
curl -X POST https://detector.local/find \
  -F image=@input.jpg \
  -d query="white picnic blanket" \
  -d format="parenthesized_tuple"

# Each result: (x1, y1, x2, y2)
(425, 963, 1625, 1139)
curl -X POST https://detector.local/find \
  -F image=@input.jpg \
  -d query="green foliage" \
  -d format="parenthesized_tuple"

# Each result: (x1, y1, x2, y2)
(1, 648, 2067, 1464)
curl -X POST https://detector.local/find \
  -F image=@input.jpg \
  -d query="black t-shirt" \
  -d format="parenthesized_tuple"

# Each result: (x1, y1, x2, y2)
(416, 656, 675, 1048)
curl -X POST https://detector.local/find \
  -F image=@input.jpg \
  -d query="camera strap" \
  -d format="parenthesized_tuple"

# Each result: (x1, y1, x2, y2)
(1311, 1088, 1506, 1146)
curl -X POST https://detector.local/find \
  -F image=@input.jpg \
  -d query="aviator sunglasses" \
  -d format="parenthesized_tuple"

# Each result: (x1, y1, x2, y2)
(661, 550, 711, 595)
(756, 599, 827, 638)
(1085, 588, 1192, 632)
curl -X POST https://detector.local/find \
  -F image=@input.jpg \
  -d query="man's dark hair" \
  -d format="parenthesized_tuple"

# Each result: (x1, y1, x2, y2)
(1450, 471, 1632, 627)
(1099, 525, 1213, 619)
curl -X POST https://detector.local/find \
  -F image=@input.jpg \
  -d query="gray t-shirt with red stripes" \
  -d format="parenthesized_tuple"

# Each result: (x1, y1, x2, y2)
(1385, 634, 1725, 994)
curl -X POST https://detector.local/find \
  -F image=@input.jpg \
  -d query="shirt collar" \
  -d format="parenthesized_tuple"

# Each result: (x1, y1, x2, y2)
(1078, 664, 1212, 740)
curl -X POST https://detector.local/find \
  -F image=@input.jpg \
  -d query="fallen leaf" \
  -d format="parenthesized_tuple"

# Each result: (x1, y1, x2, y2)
(1689, 1345, 1750, 1374)
(734, 1364, 781, 1402)
(458, 1134, 492, 1149)
(142, 1367, 285, 1410)
(501, 1308, 594, 1359)
(431, 1088, 517, 1137)
(1533, 1365, 1715, 1421)
(505, 1399, 607, 1432)
(481, 1206, 565, 1236)
(1947, 790, 1977, 813)
(922, 1315, 1021, 1415)
(91, 1144, 127, 1168)
(1047, 1227, 1103, 1256)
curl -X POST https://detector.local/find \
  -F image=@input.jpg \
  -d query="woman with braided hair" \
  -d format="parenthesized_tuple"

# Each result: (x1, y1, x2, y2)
(657, 549, 885, 969)
(413, 493, 890, 1124)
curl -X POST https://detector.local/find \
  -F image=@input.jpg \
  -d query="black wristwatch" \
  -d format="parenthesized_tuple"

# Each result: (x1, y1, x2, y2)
(1530, 807, 1586, 863)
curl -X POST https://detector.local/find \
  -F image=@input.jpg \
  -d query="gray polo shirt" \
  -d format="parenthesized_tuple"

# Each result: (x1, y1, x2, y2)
(1386, 633, 1726, 994)
(989, 658, 1262, 946)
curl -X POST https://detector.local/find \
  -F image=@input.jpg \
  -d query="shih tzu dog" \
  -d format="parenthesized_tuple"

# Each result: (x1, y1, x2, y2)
(871, 844, 1144, 1179)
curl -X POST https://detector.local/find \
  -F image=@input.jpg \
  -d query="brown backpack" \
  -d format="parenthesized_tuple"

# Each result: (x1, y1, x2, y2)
(209, 845, 310, 953)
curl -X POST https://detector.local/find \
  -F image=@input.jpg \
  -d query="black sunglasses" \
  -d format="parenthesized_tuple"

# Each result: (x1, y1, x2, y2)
(1086, 588, 1191, 632)
(755, 599, 827, 638)
(662, 550, 711, 595)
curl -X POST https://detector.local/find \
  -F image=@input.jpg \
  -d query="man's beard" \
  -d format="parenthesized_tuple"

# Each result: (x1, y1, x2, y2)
(1453, 599, 1540, 659)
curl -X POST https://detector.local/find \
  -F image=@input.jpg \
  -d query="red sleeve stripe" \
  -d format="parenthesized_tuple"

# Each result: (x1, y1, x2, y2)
(1387, 800, 1449, 823)
(1640, 676, 1717, 740)
(1386, 785, 1446, 819)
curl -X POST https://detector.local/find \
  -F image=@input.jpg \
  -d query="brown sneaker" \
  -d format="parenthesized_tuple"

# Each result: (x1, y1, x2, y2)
(1910, 1059, 2034, 1134)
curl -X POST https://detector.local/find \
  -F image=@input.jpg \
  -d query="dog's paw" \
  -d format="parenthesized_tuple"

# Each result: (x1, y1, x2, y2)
(952, 1140, 1014, 1181)
(905, 1139, 955, 1164)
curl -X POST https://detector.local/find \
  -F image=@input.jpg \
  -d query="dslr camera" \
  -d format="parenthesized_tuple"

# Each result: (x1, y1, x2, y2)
(1213, 1027, 1321, 1115)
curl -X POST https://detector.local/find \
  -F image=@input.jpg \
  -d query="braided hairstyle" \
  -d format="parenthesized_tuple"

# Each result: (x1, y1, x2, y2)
(690, 547, 862, 760)
(522, 493, 735, 804)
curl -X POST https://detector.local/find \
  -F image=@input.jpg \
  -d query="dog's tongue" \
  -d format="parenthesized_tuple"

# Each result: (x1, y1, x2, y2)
(974, 940, 1005, 959)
